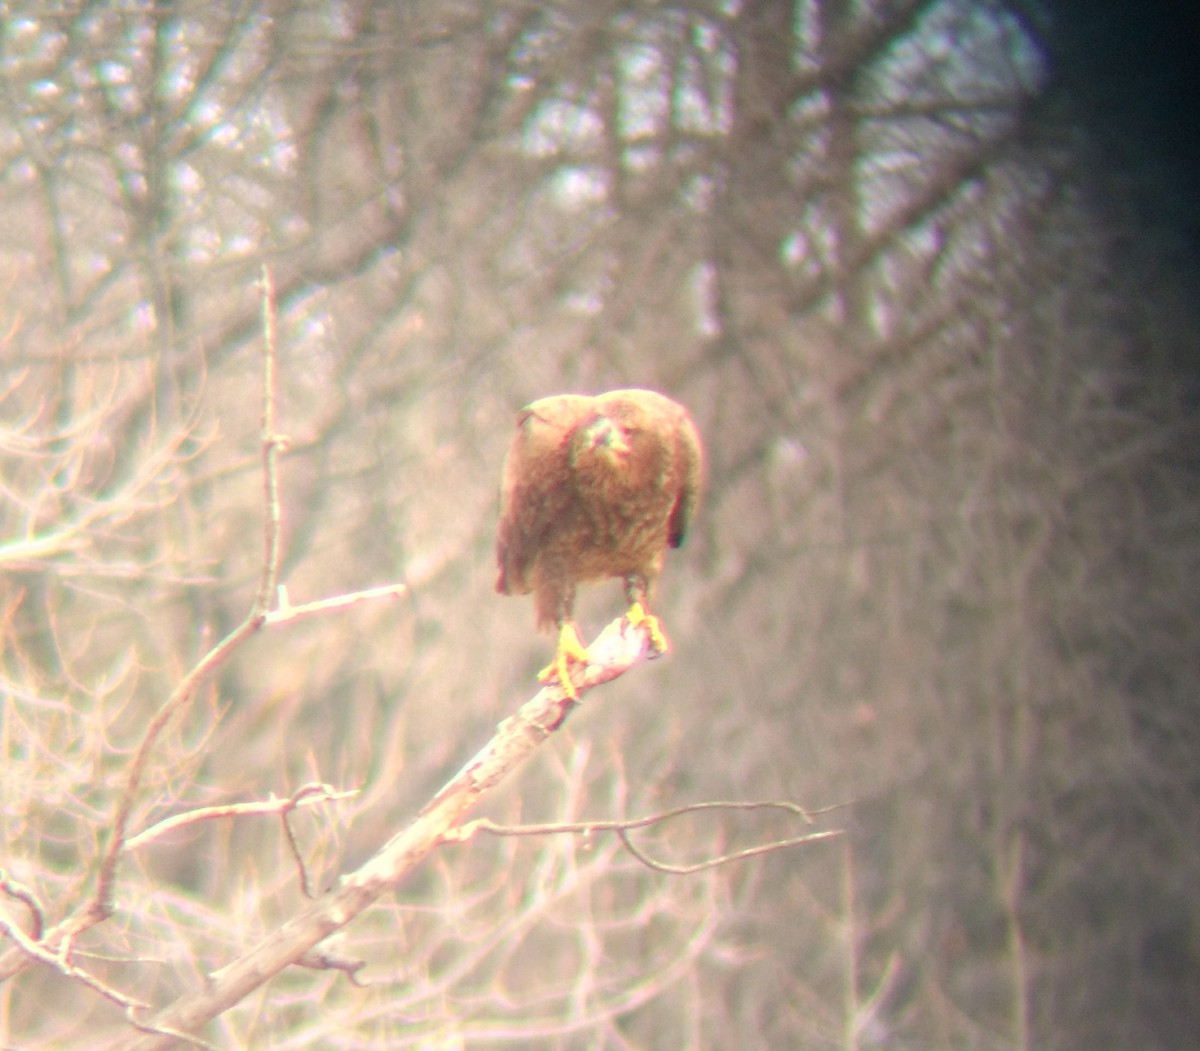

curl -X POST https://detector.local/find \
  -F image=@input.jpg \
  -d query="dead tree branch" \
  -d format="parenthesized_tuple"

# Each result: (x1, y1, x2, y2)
(122, 783, 358, 853)
(455, 799, 845, 874)
(112, 615, 657, 1050)
(0, 273, 400, 985)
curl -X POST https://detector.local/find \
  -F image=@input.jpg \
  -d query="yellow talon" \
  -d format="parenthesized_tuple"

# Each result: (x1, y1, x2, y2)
(538, 622, 590, 698)
(626, 601, 669, 655)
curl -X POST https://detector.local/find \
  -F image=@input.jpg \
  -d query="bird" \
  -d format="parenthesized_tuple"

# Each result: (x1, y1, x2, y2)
(495, 388, 703, 698)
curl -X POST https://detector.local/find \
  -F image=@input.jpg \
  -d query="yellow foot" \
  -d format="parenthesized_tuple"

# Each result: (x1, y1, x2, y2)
(626, 601, 669, 656)
(537, 622, 590, 698)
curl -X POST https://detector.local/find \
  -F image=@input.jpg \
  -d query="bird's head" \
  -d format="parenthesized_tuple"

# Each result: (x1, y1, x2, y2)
(578, 415, 631, 466)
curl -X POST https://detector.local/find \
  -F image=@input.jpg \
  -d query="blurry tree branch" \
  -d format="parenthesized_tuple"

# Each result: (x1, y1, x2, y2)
(85, 269, 286, 931)
(3, 2, 1195, 1047)
(456, 800, 844, 874)
(122, 782, 359, 854)
(0, 904, 155, 1024)
(115, 614, 666, 1050)
(0, 272, 401, 987)
(0, 871, 44, 941)
(0, 390, 198, 571)
(263, 582, 410, 627)
(123, 781, 361, 902)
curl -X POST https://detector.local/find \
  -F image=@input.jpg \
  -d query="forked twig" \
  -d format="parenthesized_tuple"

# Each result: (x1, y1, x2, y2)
(453, 799, 845, 874)
(88, 267, 289, 927)
(122, 783, 358, 854)
(0, 270, 399, 986)
(113, 614, 662, 1050)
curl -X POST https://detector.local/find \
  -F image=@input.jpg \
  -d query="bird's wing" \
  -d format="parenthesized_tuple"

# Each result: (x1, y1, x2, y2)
(668, 406, 703, 549)
(495, 395, 593, 594)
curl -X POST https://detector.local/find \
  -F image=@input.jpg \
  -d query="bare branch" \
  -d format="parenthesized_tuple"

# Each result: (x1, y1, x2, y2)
(0, 276, 293, 975)
(90, 272, 292, 923)
(256, 264, 286, 612)
(122, 783, 358, 853)
(86, 616, 265, 927)
(456, 798, 847, 837)
(0, 871, 44, 941)
(0, 903, 150, 1015)
(111, 614, 661, 1050)
(263, 582, 409, 626)
(0, 285, 432, 985)
(616, 826, 841, 875)
(296, 948, 368, 984)
(454, 799, 846, 875)
(0, 415, 200, 570)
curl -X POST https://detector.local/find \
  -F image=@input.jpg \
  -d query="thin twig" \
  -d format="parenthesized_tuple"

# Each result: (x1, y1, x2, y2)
(279, 783, 358, 899)
(454, 800, 846, 874)
(296, 948, 368, 984)
(89, 613, 269, 924)
(112, 614, 659, 1050)
(0, 871, 44, 940)
(264, 582, 409, 626)
(256, 264, 286, 611)
(616, 826, 841, 875)
(4, 271, 291, 968)
(0, 279, 404, 987)
(454, 798, 847, 838)
(123, 783, 358, 853)
(0, 906, 150, 1014)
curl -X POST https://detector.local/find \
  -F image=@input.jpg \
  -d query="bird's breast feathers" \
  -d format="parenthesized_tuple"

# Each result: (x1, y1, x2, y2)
(496, 388, 702, 595)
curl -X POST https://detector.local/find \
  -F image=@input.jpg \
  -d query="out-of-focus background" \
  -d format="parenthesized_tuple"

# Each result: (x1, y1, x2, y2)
(2, 2, 1198, 1047)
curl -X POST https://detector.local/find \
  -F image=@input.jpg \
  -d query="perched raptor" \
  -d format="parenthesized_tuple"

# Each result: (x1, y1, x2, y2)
(495, 388, 703, 697)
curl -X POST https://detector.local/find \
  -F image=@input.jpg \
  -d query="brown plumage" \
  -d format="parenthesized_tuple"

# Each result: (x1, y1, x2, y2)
(496, 388, 703, 697)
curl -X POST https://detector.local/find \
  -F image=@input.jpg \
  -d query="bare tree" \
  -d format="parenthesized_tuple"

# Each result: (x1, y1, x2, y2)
(2, 1, 1198, 1048)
